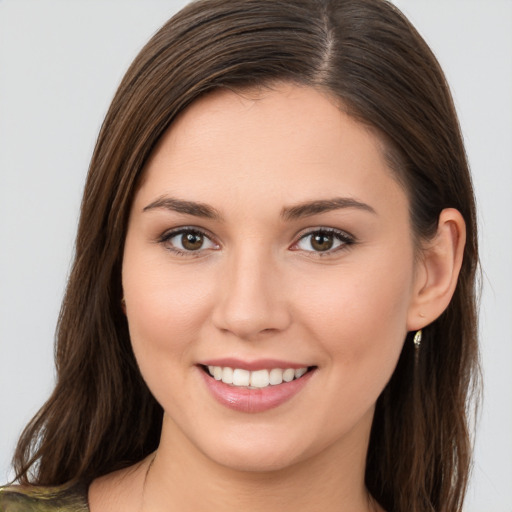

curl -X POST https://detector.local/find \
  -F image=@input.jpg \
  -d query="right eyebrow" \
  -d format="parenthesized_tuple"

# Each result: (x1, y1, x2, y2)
(142, 196, 223, 221)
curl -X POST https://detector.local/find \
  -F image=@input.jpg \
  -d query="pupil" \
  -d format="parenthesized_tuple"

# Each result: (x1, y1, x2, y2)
(182, 232, 203, 250)
(311, 233, 333, 251)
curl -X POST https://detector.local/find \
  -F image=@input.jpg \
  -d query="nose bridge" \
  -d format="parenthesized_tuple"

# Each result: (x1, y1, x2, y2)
(212, 243, 290, 339)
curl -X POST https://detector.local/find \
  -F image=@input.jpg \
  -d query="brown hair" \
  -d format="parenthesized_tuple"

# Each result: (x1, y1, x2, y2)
(13, 1, 479, 510)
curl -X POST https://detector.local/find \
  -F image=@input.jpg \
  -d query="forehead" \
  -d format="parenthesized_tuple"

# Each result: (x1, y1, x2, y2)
(136, 83, 407, 219)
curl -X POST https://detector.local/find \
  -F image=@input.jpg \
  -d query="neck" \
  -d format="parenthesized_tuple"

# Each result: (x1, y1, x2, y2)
(142, 412, 378, 512)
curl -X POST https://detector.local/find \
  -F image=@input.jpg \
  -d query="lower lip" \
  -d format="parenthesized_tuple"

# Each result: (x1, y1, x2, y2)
(199, 368, 315, 413)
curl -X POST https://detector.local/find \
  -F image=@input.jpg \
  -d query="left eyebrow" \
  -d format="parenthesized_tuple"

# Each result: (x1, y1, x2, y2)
(281, 197, 376, 221)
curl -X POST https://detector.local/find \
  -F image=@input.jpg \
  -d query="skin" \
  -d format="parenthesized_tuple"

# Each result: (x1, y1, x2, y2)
(89, 83, 465, 512)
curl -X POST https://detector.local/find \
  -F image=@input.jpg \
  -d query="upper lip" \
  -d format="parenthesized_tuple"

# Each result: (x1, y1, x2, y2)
(198, 358, 312, 371)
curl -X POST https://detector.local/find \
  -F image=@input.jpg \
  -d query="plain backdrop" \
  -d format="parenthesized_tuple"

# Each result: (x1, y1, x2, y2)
(0, 1, 511, 510)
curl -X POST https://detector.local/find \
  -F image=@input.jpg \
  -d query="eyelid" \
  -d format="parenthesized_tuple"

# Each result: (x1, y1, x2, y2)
(157, 226, 220, 255)
(156, 225, 355, 257)
(290, 227, 356, 254)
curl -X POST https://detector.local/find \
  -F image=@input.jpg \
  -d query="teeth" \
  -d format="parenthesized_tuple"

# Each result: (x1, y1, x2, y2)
(250, 369, 269, 388)
(232, 369, 250, 386)
(206, 365, 309, 388)
(294, 367, 307, 379)
(283, 368, 295, 382)
(269, 368, 283, 385)
(222, 367, 234, 384)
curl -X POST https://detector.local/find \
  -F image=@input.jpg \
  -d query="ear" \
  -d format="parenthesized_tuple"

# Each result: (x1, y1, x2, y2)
(407, 208, 466, 331)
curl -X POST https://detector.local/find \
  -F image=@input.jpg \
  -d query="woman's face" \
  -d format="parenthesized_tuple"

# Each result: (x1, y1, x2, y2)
(122, 84, 422, 471)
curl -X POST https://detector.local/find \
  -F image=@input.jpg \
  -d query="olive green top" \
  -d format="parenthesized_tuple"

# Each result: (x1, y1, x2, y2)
(0, 481, 89, 512)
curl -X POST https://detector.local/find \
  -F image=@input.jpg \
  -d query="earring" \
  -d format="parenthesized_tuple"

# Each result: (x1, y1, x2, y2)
(413, 329, 422, 350)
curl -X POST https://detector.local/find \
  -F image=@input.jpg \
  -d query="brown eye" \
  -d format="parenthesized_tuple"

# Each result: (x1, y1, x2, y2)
(181, 232, 204, 251)
(163, 228, 217, 254)
(310, 233, 334, 251)
(294, 229, 353, 254)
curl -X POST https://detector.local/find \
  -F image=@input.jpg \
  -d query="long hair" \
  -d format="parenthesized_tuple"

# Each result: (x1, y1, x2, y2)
(13, 1, 479, 510)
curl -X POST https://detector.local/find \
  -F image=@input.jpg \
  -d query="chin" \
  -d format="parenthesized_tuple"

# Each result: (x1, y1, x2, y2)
(205, 442, 306, 474)
(183, 415, 353, 475)
(167, 414, 314, 473)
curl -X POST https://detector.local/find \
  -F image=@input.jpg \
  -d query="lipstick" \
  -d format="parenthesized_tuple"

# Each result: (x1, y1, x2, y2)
(197, 359, 315, 413)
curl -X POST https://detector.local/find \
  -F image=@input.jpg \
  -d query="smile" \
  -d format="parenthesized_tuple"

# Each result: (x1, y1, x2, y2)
(206, 365, 309, 388)
(199, 362, 317, 413)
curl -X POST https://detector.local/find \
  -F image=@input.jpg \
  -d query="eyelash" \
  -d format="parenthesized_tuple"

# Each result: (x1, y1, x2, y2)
(158, 227, 218, 257)
(292, 228, 355, 256)
(157, 227, 356, 257)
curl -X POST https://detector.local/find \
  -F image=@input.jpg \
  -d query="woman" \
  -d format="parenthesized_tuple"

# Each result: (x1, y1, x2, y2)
(0, 0, 479, 511)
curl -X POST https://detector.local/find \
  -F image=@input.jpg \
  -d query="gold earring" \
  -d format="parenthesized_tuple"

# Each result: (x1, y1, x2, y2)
(413, 329, 422, 350)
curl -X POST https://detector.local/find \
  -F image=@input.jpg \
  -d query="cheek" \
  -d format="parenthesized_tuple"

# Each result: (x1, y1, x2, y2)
(122, 262, 217, 413)
(122, 240, 216, 366)
(294, 254, 413, 379)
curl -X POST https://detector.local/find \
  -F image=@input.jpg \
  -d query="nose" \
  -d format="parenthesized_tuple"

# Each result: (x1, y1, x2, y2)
(211, 248, 292, 340)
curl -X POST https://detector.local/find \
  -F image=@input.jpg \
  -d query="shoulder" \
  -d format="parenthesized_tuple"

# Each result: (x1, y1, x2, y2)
(0, 481, 89, 512)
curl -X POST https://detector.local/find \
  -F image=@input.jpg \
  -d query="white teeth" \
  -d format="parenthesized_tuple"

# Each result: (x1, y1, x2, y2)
(294, 367, 307, 379)
(250, 369, 270, 388)
(206, 365, 309, 388)
(221, 367, 234, 384)
(232, 369, 250, 386)
(269, 368, 283, 385)
(283, 368, 295, 382)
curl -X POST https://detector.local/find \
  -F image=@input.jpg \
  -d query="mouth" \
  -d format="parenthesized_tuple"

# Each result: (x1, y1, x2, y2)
(200, 364, 316, 389)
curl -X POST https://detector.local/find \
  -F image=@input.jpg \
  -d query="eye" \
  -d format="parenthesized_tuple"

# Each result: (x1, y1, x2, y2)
(159, 228, 218, 255)
(292, 228, 354, 254)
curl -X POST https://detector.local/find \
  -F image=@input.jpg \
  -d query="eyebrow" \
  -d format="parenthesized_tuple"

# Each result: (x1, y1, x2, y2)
(281, 197, 376, 220)
(142, 195, 376, 221)
(143, 196, 223, 220)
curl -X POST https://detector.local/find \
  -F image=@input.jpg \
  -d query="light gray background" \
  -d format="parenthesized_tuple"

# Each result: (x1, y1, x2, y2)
(0, 1, 511, 510)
